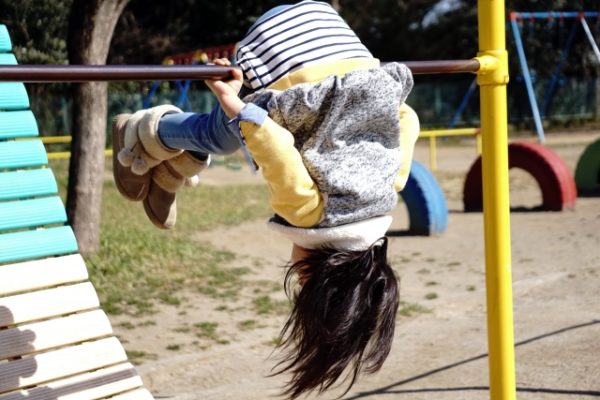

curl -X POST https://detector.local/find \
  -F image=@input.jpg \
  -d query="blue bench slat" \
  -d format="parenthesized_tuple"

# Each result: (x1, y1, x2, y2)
(0, 226, 78, 264)
(0, 53, 17, 65)
(0, 25, 10, 52)
(0, 196, 67, 232)
(0, 140, 47, 169)
(0, 82, 30, 111)
(0, 169, 58, 201)
(0, 110, 40, 139)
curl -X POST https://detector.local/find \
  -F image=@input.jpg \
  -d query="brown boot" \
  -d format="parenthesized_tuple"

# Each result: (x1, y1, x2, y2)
(112, 114, 151, 201)
(142, 152, 210, 229)
(143, 181, 177, 230)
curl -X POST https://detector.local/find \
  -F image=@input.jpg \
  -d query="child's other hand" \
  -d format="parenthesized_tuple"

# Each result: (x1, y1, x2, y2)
(206, 58, 245, 119)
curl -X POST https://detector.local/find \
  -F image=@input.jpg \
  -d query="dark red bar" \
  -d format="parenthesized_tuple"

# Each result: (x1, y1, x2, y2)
(0, 65, 236, 82)
(0, 59, 480, 82)
(402, 59, 480, 74)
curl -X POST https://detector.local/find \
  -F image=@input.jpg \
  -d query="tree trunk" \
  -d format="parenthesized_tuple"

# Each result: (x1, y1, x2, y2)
(66, 0, 129, 254)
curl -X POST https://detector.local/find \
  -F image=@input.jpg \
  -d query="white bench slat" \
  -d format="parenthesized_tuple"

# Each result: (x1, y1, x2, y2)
(104, 388, 154, 400)
(0, 310, 113, 360)
(0, 254, 88, 296)
(0, 337, 128, 394)
(0, 363, 143, 400)
(0, 282, 99, 327)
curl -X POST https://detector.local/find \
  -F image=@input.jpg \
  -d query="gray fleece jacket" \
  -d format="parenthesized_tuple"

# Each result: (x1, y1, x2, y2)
(244, 62, 414, 228)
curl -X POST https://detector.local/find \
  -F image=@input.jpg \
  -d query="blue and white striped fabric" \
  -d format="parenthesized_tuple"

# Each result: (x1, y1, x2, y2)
(236, 0, 372, 90)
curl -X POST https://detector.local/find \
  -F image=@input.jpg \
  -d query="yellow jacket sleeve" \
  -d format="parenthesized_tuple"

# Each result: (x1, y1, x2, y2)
(394, 103, 421, 192)
(240, 117, 324, 228)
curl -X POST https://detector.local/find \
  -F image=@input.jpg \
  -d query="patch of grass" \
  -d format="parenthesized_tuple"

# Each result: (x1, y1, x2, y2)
(86, 227, 235, 315)
(466, 285, 476, 291)
(238, 319, 260, 331)
(425, 281, 438, 286)
(398, 301, 431, 317)
(197, 266, 252, 300)
(158, 293, 182, 306)
(166, 344, 182, 351)
(194, 321, 219, 340)
(417, 268, 431, 274)
(191, 320, 229, 344)
(117, 321, 135, 330)
(447, 261, 461, 267)
(173, 325, 191, 334)
(48, 159, 271, 317)
(126, 350, 157, 365)
(425, 292, 438, 300)
(253, 295, 289, 315)
(253, 280, 281, 293)
(175, 184, 271, 231)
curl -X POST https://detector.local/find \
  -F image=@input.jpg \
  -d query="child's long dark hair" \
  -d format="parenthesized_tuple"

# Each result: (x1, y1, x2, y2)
(273, 237, 399, 399)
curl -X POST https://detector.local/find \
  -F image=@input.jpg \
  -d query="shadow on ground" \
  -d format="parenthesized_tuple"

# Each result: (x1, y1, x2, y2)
(346, 320, 600, 399)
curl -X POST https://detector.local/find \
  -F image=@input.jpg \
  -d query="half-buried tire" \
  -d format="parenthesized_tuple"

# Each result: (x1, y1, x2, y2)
(463, 141, 577, 211)
(574, 138, 600, 196)
(398, 160, 448, 236)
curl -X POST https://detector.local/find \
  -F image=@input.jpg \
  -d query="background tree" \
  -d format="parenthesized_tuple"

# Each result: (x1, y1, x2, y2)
(66, 0, 130, 254)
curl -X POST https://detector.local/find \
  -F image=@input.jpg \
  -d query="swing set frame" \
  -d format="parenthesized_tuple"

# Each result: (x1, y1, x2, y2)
(510, 11, 600, 142)
(0, 2, 517, 399)
(451, 10, 600, 142)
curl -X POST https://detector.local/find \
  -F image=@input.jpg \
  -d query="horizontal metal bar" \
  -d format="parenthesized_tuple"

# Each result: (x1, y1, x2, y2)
(40, 136, 71, 144)
(0, 65, 236, 82)
(0, 59, 480, 82)
(510, 11, 599, 20)
(419, 127, 480, 138)
(48, 149, 112, 160)
(402, 59, 480, 74)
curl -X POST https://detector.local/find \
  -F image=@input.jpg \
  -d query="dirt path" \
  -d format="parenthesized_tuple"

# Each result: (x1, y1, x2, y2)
(112, 132, 600, 399)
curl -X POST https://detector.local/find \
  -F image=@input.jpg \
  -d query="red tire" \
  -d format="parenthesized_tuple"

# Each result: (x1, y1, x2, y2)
(463, 141, 577, 212)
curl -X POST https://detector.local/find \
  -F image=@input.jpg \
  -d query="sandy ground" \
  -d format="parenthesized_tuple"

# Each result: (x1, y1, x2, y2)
(112, 132, 600, 400)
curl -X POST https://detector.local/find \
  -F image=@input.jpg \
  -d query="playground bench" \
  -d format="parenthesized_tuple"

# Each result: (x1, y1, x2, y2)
(0, 24, 154, 400)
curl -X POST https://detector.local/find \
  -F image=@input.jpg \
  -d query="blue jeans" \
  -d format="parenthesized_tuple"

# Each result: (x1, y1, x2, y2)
(158, 106, 240, 156)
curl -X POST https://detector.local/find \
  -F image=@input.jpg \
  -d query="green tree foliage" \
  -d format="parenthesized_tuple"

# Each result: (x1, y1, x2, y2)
(109, 0, 292, 64)
(0, 0, 72, 64)
(0, 1, 74, 138)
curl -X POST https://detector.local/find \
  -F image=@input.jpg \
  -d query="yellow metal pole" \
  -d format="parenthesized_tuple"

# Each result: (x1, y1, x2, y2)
(429, 136, 437, 171)
(476, 1, 516, 399)
(419, 128, 480, 137)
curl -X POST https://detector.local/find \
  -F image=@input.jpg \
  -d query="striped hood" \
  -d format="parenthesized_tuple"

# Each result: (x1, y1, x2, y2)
(236, 1, 373, 90)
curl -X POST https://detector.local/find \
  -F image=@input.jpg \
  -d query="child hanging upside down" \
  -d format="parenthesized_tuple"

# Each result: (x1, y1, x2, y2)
(112, 1, 420, 398)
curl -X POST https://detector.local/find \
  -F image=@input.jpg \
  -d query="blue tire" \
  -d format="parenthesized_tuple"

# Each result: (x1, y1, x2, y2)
(398, 160, 448, 235)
